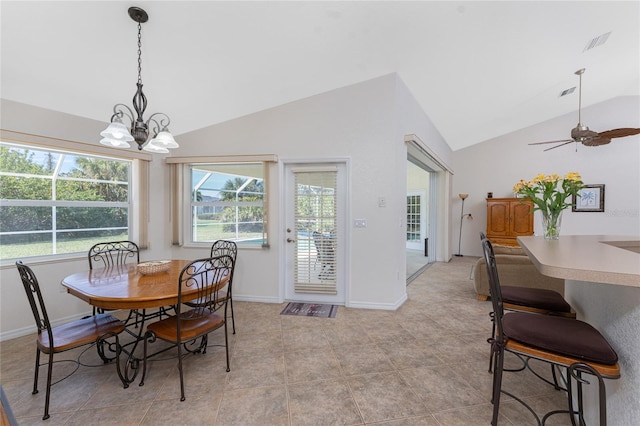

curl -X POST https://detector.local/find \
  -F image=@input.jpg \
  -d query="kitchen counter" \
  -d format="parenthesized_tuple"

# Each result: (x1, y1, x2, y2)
(517, 235, 640, 287)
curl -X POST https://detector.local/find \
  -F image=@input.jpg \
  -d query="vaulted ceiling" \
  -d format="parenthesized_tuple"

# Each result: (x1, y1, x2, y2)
(1, 1, 638, 151)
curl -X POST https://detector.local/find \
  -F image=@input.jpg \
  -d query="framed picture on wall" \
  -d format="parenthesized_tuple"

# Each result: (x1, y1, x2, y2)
(572, 184, 605, 212)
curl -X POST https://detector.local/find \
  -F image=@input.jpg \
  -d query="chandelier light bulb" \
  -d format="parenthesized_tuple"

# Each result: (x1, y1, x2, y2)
(142, 141, 170, 154)
(100, 138, 132, 149)
(149, 131, 179, 149)
(100, 121, 134, 142)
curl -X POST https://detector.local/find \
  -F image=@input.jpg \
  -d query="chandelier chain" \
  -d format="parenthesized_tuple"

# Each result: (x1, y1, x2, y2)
(137, 21, 142, 85)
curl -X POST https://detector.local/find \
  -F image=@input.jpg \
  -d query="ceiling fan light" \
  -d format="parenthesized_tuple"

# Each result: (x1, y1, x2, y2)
(142, 141, 170, 153)
(100, 121, 134, 142)
(149, 131, 179, 149)
(100, 137, 132, 148)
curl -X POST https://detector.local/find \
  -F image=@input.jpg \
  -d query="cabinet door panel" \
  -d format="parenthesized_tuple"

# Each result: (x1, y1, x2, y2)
(511, 202, 534, 235)
(487, 202, 509, 236)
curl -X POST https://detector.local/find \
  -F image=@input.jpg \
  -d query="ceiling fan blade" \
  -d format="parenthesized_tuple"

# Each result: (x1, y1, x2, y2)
(529, 139, 573, 146)
(543, 141, 574, 152)
(598, 128, 640, 139)
(583, 137, 611, 147)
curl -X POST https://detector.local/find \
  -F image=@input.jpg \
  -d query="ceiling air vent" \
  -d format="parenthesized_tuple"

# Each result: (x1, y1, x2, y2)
(560, 87, 575, 97)
(583, 31, 611, 52)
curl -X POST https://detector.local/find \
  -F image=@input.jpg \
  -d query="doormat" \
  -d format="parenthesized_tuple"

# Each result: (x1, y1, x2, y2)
(280, 303, 338, 318)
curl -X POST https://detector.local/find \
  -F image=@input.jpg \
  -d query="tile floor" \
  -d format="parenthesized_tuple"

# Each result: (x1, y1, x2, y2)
(1, 257, 573, 425)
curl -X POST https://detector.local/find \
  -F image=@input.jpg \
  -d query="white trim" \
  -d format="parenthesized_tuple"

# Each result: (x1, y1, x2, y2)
(0, 311, 91, 342)
(405, 134, 453, 174)
(1, 129, 152, 161)
(166, 154, 278, 164)
(279, 157, 351, 306)
(233, 294, 281, 304)
(0, 253, 85, 269)
(347, 293, 408, 311)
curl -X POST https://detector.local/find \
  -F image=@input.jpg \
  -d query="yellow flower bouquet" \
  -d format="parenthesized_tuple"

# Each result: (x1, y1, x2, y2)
(513, 172, 584, 239)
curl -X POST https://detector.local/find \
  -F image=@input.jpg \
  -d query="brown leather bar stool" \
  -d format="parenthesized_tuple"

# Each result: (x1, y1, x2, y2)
(481, 238, 620, 425)
(479, 233, 576, 373)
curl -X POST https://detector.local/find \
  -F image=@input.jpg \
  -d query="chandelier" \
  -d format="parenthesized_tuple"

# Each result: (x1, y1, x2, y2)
(100, 7, 179, 153)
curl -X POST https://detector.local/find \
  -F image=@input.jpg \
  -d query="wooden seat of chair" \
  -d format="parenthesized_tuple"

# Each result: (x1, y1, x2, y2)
(506, 339, 620, 379)
(37, 313, 125, 353)
(185, 290, 230, 308)
(146, 309, 225, 342)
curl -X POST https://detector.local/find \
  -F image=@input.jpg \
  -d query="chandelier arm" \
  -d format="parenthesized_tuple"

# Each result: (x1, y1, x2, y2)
(111, 104, 135, 124)
(146, 112, 171, 136)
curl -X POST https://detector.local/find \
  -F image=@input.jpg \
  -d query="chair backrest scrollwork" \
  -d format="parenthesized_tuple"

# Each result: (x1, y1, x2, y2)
(88, 240, 140, 269)
(177, 255, 235, 323)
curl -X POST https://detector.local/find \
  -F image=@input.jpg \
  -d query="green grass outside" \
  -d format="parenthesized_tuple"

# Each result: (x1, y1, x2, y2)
(1, 221, 265, 260)
(193, 221, 263, 242)
(0, 232, 128, 260)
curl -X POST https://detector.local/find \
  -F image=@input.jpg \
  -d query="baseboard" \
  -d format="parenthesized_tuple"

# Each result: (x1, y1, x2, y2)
(346, 293, 408, 311)
(0, 311, 91, 342)
(233, 294, 281, 304)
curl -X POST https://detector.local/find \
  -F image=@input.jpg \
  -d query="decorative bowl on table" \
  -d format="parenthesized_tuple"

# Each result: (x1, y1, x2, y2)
(137, 260, 171, 275)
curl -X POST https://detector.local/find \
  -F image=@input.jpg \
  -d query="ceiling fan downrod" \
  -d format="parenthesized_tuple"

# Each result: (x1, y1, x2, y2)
(575, 68, 586, 129)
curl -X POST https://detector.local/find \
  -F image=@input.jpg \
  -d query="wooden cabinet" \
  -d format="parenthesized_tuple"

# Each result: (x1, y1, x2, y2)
(486, 198, 533, 246)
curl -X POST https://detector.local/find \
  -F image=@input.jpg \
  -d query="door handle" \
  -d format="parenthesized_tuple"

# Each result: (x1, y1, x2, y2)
(287, 238, 296, 243)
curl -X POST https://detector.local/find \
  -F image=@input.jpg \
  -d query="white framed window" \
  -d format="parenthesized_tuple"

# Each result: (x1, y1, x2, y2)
(169, 155, 277, 249)
(0, 141, 136, 261)
(190, 163, 266, 246)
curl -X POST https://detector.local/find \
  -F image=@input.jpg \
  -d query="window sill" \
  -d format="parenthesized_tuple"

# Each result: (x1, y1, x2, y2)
(0, 253, 86, 270)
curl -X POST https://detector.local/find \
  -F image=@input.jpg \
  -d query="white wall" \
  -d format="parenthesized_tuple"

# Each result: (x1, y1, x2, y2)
(170, 73, 452, 309)
(452, 96, 640, 257)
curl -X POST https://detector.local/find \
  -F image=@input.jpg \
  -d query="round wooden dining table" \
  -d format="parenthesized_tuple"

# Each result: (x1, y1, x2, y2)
(61, 259, 203, 310)
(62, 258, 231, 386)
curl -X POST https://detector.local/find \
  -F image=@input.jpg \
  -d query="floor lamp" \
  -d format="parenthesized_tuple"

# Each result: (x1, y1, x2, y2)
(455, 193, 473, 257)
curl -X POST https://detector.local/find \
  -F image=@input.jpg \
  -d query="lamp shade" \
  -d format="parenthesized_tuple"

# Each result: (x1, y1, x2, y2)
(148, 131, 179, 149)
(100, 121, 134, 142)
(142, 141, 169, 153)
(100, 138, 132, 148)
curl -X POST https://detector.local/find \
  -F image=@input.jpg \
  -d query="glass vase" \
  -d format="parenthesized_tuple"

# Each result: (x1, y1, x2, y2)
(541, 210, 563, 240)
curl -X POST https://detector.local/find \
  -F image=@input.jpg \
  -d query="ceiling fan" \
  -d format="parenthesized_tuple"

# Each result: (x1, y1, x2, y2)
(529, 68, 640, 151)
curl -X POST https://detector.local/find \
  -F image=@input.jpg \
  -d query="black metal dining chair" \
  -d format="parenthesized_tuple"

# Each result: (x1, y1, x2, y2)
(88, 240, 140, 317)
(481, 238, 620, 425)
(139, 255, 232, 401)
(16, 261, 125, 420)
(88, 240, 139, 269)
(88, 240, 170, 326)
(185, 240, 238, 334)
(210, 240, 237, 334)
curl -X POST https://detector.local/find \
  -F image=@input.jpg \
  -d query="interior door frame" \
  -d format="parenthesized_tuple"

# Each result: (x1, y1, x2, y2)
(406, 134, 453, 262)
(278, 157, 351, 305)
